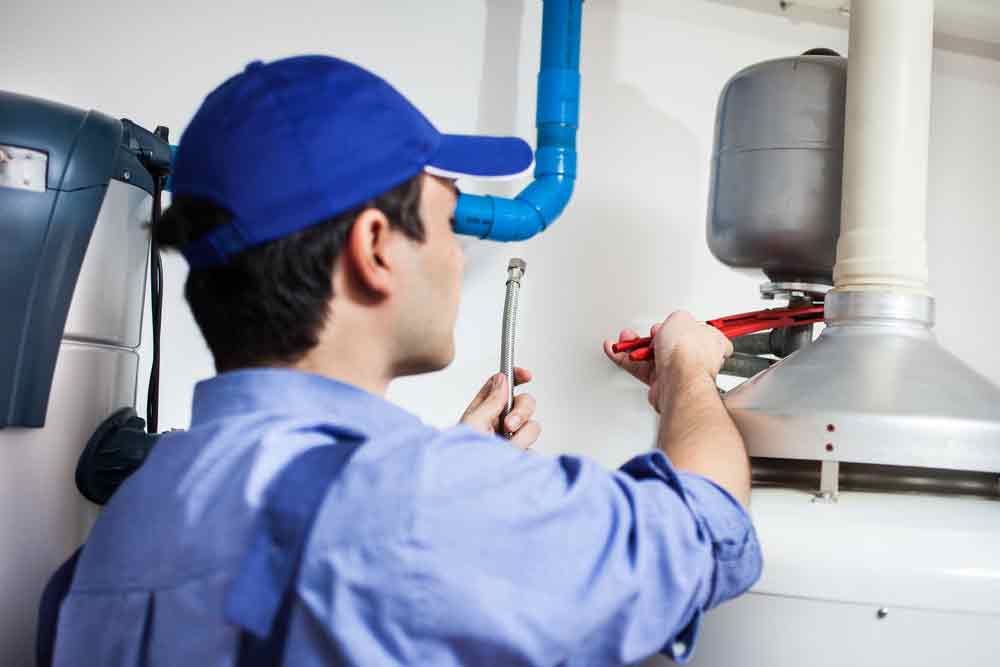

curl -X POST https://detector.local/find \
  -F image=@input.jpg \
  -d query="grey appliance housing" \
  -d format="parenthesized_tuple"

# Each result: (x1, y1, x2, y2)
(0, 91, 169, 427)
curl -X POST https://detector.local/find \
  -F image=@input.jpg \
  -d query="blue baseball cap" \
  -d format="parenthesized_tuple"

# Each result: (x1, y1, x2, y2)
(171, 55, 533, 268)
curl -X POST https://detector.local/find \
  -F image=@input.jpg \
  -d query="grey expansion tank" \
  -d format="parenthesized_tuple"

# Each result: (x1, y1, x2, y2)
(707, 50, 847, 285)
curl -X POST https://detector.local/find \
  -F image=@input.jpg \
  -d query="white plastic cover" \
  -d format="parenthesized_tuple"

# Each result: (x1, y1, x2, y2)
(0, 144, 47, 192)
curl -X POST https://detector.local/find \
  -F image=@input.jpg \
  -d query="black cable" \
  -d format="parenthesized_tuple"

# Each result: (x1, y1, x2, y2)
(147, 174, 164, 433)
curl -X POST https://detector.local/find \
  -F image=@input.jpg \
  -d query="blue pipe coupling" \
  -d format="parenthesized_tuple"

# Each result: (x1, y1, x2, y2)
(453, 0, 582, 241)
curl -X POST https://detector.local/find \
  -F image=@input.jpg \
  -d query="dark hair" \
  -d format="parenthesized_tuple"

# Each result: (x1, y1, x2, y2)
(155, 176, 424, 371)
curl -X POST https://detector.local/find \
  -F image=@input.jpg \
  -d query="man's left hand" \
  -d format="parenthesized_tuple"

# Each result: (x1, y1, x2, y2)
(460, 368, 540, 450)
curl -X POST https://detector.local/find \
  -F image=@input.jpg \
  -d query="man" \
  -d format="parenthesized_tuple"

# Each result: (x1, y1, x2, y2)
(51, 56, 760, 665)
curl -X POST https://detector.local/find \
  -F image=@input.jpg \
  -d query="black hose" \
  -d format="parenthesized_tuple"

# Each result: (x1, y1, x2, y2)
(145, 125, 169, 434)
(147, 175, 163, 434)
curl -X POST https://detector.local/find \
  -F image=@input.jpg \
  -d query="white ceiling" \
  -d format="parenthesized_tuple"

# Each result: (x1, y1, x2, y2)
(709, 0, 1000, 59)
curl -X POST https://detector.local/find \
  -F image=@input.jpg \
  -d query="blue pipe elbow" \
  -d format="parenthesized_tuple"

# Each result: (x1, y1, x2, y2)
(453, 0, 582, 241)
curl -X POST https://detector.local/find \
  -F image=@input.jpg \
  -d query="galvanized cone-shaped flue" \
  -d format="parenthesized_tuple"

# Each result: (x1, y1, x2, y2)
(720, 0, 1000, 490)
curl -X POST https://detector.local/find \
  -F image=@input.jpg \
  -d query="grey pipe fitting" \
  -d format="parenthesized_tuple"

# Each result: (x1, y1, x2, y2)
(721, 353, 775, 379)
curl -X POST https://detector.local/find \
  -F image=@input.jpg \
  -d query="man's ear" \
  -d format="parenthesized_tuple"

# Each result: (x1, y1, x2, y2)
(343, 208, 396, 297)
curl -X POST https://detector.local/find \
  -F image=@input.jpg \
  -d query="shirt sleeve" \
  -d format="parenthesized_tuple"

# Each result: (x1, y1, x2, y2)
(620, 453, 763, 662)
(406, 426, 762, 666)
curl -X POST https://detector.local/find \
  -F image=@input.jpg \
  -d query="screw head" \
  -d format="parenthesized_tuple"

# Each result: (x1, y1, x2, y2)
(122, 170, 131, 181)
(876, 607, 889, 620)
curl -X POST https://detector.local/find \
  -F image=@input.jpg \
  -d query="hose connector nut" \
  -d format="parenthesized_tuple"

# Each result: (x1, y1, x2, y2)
(507, 258, 527, 284)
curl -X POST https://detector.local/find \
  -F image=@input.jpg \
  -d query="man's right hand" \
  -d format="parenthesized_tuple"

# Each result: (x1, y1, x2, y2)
(603, 311, 733, 411)
(607, 311, 749, 506)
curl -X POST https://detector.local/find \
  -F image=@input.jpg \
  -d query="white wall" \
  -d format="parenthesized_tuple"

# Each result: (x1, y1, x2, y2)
(6, 0, 1000, 473)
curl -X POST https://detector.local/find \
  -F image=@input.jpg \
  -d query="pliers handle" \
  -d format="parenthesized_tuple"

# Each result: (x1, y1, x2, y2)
(611, 305, 825, 361)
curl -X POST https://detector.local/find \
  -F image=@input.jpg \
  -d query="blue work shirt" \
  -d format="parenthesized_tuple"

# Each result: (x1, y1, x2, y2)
(54, 368, 761, 665)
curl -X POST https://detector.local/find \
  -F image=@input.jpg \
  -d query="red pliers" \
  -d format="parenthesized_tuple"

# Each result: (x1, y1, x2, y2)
(611, 305, 824, 361)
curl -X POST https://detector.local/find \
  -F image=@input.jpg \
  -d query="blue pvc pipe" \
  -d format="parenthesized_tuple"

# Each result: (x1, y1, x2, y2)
(453, 0, 582, 241)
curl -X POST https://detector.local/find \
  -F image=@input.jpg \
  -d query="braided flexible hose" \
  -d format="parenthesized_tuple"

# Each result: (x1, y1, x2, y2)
(499, 258, 527, 437)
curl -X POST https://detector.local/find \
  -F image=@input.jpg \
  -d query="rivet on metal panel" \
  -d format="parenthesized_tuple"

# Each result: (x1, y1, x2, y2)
(876, 607, 889, 620)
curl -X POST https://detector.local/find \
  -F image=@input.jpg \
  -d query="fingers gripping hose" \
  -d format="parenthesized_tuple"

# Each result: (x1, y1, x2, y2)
(500, 258, 527, 437)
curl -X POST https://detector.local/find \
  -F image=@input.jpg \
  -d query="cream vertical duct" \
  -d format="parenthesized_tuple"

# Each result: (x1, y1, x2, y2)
(833, 0, 935, 293)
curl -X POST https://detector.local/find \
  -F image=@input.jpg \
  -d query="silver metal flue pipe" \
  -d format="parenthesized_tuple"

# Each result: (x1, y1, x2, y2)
(720, 0, 1000, 481)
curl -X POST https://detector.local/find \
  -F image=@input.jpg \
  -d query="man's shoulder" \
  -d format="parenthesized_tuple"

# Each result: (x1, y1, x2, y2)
(305, 423, 527, 534)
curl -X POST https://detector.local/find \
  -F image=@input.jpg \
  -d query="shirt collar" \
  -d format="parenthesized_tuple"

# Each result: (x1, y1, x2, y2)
(190, 368, 421, 436)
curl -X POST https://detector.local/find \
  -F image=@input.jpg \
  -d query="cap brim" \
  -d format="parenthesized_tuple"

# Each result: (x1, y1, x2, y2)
(425, 134, 533, 181)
